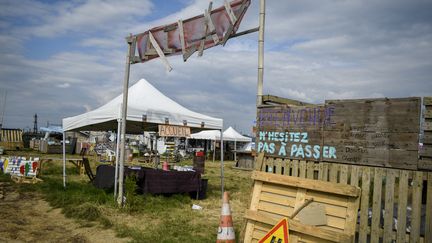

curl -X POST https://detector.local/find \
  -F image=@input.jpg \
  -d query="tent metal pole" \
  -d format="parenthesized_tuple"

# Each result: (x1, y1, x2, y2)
(257, 0, 265, 106)
(62, 132, 66, 188)
(117, 35, 133, 206)
(234, 139, 237, 162)
(220, 124, 224, 199)
(213, 140, 216, 162)
(114, 118, 121, 199)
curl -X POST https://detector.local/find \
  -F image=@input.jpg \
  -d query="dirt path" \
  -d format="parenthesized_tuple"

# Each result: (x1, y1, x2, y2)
(0, 182, 130, 243)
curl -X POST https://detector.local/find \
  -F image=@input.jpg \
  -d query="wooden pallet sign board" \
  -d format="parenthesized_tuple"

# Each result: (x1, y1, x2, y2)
(257, 97, 421, 170)
(258, 218, 289, 243)
(243, 171, 361, 243)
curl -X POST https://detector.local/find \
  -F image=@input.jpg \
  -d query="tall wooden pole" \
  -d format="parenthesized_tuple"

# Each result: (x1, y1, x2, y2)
(257, 0, 266, 106)
(117, 35, 133, 206)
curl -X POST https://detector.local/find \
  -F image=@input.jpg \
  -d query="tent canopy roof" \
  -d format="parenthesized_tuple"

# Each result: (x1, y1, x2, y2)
(62, 78, 223, 133)
(190, 126, 251, 142)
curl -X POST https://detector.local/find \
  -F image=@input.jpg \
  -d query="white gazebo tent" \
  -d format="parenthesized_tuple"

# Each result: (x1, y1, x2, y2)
(190, 126, 251, 161)
(219, 126, 251, 161)
(62, 78, 224, 196)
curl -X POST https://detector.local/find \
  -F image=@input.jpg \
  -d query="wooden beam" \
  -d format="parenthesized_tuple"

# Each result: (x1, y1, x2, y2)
(244, 210, 352, 242)
(251, 171, 361, 197)
(198, 1, 213, 57)
(262, 94, 313, 106)
(204, 9, 219, 45)
(224, 0, 237, 24)
(221, 0, 248, 46)
(148, 31, 172, 72)
(178, 19, 186, 56)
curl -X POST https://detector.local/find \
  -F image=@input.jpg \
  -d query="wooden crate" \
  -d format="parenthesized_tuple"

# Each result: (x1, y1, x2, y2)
(244, 170, 361, 242)
(255, 154, 432, 243)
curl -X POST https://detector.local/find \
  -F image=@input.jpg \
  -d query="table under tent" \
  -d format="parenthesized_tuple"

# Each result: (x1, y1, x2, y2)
(61, 78, 224, 196)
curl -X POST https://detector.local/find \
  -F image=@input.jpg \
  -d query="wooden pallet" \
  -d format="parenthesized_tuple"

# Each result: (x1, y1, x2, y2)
(244, 171, 361, 242)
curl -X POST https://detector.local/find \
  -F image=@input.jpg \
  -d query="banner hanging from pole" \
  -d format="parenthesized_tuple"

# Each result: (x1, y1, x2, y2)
(133, 0, 251, 65)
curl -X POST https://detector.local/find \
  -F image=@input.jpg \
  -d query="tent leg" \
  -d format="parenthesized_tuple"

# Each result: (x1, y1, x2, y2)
(62, 132, 66, 188)
(234, 140, 237, 162)
(114, 119, 121, 199)
(117, 35, 133, 206)
(213, 140, 216, 162)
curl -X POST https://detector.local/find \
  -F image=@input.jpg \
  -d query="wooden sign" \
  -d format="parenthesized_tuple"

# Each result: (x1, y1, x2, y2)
(158, 124, 190, 137)
(256, 97, 421, 169)
(258, 218, 289, 243)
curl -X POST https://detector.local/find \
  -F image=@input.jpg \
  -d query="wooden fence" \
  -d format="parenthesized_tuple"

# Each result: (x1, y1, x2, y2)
(257, 157, 432, 242)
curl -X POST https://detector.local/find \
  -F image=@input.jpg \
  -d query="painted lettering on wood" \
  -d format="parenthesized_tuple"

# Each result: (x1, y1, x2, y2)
(257, 97, 421, 169)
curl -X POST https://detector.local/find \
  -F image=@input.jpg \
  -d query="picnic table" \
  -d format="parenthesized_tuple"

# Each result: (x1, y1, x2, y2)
(38, 157, 84, 175)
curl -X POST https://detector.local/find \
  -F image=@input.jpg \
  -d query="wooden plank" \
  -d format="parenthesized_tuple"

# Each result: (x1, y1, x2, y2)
(425, 173, 432, 242)
(410, 172, 423, 243)
(424, 121, 432, 131)
(340, 165, 349, 184)
(244, 210, 353, 242)
(322, 163, 329, 181)
(299, 160, 306, 178)
(244, 181, 263, 243)
(425, 109, 432, 119)
(178, 19, 186, 55)
(329, 163, 339, 183)
(203, 9, 219, 44)
(306, 161, 314, 179)
(255, 153, 265, 171)
(224, 0, 237, 24)
(251, 171, 361, 197)
(350, 166, 359, 187)
(418, 158, 432, 171)
(148, 31, 172, 72)
(371, 168, 383, 243)
(383, 169, 396, 242)
(275, 158, 283, 175)
(262, 95, 313, 106)
(424, 97, 432, 105)
(358, 167, 371, 243)
(292, 160, 299, 177)
(396, 170, 409, 243)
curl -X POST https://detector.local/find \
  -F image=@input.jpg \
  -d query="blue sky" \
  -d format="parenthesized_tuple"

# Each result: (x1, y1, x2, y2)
(0, 0, 431, 135)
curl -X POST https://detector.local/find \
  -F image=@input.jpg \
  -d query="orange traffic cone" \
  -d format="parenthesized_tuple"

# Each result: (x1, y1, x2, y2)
(216, 191, 235, 243)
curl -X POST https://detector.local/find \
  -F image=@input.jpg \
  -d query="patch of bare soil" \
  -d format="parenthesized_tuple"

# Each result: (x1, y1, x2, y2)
(0, 182, 130, 243)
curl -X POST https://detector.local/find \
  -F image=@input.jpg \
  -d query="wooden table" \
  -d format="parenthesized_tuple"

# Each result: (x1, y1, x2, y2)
(38, 157, 84, 175)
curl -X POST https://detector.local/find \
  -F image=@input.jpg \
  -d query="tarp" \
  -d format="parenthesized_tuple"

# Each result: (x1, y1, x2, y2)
(62, 78, 223, 133)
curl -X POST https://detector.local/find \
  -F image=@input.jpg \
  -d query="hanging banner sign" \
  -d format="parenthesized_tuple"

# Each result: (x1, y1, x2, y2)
(134, 0, 251, 64)
(158, 125, 191, 137)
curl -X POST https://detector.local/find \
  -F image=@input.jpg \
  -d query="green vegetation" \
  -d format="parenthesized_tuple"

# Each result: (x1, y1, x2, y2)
(7, 154, 253, 242)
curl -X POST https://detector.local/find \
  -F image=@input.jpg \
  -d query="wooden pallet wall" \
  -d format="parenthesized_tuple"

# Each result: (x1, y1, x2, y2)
(257, 97, 421, 170)
(420, 97, 432, 170)
(256, 157, 432, 243)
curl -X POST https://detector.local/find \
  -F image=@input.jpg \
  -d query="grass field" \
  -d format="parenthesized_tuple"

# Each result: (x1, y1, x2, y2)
(2, 152, 254, 242)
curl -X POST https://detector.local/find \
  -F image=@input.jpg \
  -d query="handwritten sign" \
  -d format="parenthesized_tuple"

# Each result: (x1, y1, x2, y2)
(158, 125, 191, 137)
(257, 97, 421, 169)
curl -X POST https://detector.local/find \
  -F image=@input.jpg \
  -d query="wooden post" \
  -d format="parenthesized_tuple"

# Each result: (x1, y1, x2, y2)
(220, 125, 224, 198)
(117, 35, 133, 206)
(257, 0, 265, 106)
